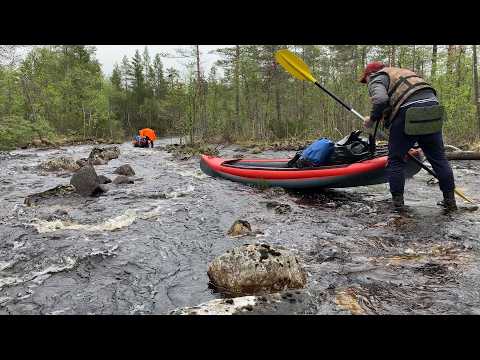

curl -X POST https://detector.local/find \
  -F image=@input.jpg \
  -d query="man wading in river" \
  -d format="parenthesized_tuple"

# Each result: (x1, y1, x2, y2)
(360, 61, 457, 211)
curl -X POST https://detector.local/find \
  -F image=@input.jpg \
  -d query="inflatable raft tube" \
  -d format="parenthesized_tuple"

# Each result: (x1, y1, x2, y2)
(200, 149, 423, 189)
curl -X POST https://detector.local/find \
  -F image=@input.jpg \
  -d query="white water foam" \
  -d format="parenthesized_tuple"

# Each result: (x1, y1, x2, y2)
(31, 204, 168, 234)
(0, 256, 77, 290)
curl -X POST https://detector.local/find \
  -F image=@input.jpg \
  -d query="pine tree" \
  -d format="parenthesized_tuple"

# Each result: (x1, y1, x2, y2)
(143, 46, 153, 98)
(130, 49, 146, 106)
(151, 53, 166, 99)
(121, 55, 131, 91)
(111, 63, 122, 91)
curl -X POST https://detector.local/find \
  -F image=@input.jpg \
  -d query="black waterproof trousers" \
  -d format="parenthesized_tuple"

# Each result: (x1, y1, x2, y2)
(387, 101, 455, 195)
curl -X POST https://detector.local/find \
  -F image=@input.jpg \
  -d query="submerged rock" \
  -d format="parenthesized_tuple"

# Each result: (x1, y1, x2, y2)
(44, 209, 72, 222)
(88, 145, 120, 164)
(207, 243, 307, 296)
(263, 201, 292, 214)
(39, 156, 80, 172)
(24, 185, 77, 207)
(70, 165, 106, 197)
(113, 175, 134, 185)
(227, 220, 252, 237)
(113, 164, 135, 176)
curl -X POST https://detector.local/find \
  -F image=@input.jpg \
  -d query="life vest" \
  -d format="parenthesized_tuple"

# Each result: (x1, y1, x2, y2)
(374, 67, 436, 122)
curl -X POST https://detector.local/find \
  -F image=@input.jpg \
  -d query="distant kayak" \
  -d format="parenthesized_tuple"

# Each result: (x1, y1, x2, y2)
(200, 149, 423, 189)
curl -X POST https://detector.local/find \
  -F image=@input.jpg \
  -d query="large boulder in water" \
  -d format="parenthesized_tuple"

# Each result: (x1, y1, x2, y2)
(39, 156, 80, 172)
(70, 165, 106, 196)
(207, 243, 307, 296)
(88, 145, 120, 164)
(113, 164, 135, 176)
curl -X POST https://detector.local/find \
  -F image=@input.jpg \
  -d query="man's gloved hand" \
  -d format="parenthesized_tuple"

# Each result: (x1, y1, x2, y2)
(363, 116, 374, 129)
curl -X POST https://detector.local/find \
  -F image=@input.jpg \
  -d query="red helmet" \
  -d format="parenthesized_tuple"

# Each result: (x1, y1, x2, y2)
(359, 61, 386, 83)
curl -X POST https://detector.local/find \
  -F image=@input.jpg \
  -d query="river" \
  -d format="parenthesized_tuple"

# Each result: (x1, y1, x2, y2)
(1, 138, 479, 314)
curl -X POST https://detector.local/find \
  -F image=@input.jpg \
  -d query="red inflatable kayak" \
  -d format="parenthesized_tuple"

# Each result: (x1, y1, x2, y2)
(200, 149, 423, 189)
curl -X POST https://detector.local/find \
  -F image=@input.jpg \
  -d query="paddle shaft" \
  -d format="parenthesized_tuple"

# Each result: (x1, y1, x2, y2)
(314, 81, 388, 138)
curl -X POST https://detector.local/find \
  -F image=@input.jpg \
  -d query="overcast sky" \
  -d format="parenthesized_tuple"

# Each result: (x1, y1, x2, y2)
(94, 45, 233, 77)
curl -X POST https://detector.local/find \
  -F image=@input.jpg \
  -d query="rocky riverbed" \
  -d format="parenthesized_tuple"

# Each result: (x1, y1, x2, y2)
(1, 138, 479, 314)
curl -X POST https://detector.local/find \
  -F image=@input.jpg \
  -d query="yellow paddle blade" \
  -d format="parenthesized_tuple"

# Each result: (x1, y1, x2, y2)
(454, 187, 476, 204)
(275, 49, 317, 83)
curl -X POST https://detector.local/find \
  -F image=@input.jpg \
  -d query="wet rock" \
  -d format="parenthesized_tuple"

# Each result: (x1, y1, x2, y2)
(170, 290, 318, 315)
(24, 185, 77, 206)
(70, 165, 106, 197)
(88, 145, 120, 164)
(335, 288, 366, 315)
(76, 158, 89, 168)
(39, 156, 80, 172)
(427, 177, 439, 185)
(263, 201, 292, 214)
(98, 175, 112, 184)
(170, 296, 258, 315)
(458, 204, 479, 212)
(414, 262, 448, 276)
(44, 209, 71, 222)
(32, 139, 42, 147)
(97, 184, 109, 193)
(207, 243, 307, 296)
(227, 220, 252, 237)
(113, 164, 135, 176)
(92, 158, 107, 166)
(113, 175, 134, 185)
(0, 151, 10, 160)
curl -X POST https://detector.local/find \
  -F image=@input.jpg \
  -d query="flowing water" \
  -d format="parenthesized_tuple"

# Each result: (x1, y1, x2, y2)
(0, 138, 479, 315)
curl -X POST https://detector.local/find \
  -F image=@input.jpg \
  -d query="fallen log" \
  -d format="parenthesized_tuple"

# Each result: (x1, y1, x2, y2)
(446, 151, 480, 160)
(444, 144, 462, 152)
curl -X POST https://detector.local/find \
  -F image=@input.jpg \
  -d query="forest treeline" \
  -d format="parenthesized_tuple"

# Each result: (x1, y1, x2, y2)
(1, 45, 479, 150)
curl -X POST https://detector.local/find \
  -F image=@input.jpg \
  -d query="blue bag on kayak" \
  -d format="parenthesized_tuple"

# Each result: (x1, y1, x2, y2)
(299, 138, 335, 166)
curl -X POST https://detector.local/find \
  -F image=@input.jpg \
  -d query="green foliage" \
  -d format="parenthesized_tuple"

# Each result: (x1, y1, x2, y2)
(0, 115, 56, 150)
(0, 45, 479, 150)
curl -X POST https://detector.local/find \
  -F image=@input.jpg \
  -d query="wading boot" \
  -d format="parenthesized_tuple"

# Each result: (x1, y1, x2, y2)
(437, 191, 457, 212)
(391, 193, 405, 212)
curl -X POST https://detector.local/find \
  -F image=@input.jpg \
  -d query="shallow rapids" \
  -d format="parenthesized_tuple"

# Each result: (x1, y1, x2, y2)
(1, 139, 479, 314)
